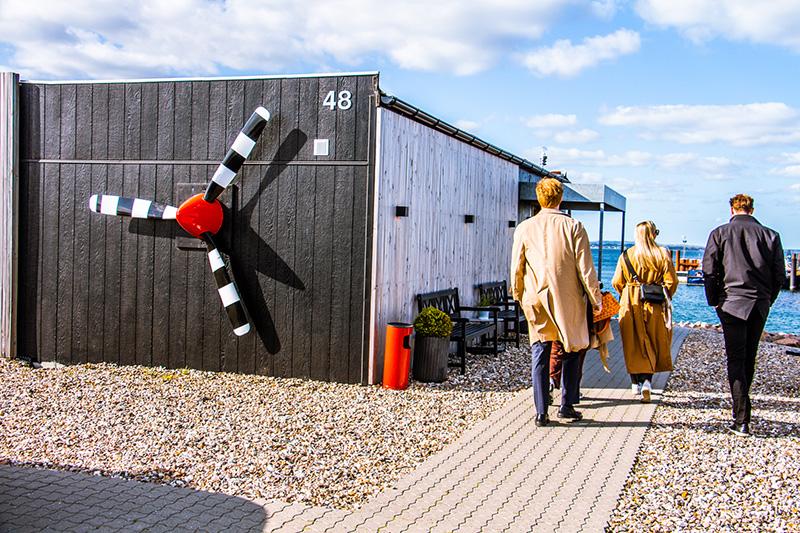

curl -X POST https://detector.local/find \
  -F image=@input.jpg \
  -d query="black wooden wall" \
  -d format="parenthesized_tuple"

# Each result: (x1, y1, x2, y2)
(17, 74, 376, 384)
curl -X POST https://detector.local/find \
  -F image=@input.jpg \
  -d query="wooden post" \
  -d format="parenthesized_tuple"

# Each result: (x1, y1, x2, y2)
(0, 72, 19, 359)
(791, 253, 797, 292)
(675, 249, 682, 271)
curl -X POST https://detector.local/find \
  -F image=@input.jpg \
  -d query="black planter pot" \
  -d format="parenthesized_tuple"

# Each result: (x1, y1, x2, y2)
(413, 336, 449, 382)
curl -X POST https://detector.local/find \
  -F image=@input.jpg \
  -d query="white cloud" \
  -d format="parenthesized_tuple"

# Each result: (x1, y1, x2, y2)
(521, 29, 641, 77)
(779, 152, 800, 164)
(524, 114, 598, 144)
(635, 0, 800, 52)
(525, 113, 577, 128)
(659, 153, 734, 174)
(771, 153, 800, 177)
(454, 119, 480, 132)
(774, 166, 800, 177)
(544, 147, 649, 167)
(789, 183, 800, 203)
(542, 147, 735, 176)
(0, 0, 585, 78)
(565, 171, 680, 202)
(534, 146, 596, 163)
(553, 129, 600, 144)
(566, 170, 604, 183)
(591, 0, 620, 19)
(606, 150, 653, 167)
(599, 103, 800, 146)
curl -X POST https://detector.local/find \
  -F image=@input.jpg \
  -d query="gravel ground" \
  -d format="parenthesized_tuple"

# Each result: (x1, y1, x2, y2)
(0, 341, 531, 510)
(608, 330, 800, 532)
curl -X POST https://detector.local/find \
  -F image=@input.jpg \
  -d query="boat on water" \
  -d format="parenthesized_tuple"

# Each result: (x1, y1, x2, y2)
(677, 268, 705, 285)
(670, 250, 704, 285)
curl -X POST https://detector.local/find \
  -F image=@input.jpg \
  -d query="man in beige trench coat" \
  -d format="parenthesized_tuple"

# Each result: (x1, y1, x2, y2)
(511, 178, 602, 426)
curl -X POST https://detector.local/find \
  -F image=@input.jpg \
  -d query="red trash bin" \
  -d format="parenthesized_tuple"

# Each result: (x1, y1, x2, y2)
(383, 322, 413, 390)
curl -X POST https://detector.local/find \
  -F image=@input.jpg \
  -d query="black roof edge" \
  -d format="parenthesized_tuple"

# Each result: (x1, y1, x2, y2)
(378, 93, 566, 182)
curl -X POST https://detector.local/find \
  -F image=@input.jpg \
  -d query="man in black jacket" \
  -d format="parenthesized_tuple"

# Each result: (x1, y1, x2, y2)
(702, 194, 785, 436)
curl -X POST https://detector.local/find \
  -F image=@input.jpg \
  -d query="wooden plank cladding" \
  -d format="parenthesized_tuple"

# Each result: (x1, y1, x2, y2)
(15, 74, 376, 384)
(369, 109, 519, 383)
(0, 72, 20, 359)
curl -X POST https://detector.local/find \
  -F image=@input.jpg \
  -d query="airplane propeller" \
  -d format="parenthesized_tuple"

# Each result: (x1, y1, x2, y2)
(88, 107, 271, 337)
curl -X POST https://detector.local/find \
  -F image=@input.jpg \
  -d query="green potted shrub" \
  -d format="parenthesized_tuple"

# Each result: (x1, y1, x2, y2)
(477, 294, 495, 319)
(412, 307, 453, 382)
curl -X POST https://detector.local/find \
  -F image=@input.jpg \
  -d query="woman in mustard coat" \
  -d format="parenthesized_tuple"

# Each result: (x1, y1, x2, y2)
(612, 221, 678, 402)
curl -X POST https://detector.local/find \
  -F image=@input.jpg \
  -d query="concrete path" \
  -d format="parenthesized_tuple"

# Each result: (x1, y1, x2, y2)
(0, 324, 689, 532)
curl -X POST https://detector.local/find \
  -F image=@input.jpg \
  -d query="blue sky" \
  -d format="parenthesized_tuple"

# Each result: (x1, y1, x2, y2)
(2, 0, 800, 247)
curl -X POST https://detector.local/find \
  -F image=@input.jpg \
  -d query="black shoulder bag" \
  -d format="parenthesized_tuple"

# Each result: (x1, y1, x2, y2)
(622, 250, 666, 304)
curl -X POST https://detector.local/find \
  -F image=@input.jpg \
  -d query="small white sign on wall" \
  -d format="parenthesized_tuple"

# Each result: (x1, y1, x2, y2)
(313, 139, 330, 156)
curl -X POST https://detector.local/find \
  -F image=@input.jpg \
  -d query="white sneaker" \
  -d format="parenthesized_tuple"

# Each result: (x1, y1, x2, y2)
(631, 383, 641, 397)
(641, 380, 652, 403)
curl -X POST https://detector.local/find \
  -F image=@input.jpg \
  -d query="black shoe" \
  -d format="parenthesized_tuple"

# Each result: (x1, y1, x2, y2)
(728, 422, 749, 436)
(557, 406, 583, 421)
(535, 414, 549, 427)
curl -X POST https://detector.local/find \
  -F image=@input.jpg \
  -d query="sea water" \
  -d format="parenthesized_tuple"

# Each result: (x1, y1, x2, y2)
(592, 244, 800, 334)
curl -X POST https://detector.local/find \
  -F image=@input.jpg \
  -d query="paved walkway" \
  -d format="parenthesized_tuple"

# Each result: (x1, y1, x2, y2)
(1, 324, 689, 532)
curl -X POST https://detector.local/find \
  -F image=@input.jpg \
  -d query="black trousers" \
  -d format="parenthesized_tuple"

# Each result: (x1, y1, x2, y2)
(717, 307, 768, 425)
(630, 373, 653, 385)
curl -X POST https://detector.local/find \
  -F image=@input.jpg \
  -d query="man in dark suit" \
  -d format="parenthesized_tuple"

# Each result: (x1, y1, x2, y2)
(702, 194, 785, 436)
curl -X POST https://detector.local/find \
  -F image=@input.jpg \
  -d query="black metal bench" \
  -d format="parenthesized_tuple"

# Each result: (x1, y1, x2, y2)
(477, 280, 523, 348)
(416, 288, 500, 375)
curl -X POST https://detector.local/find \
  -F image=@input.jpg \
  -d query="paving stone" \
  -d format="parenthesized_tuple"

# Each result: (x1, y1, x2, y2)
(6, 526, 43, 533)
(305, 510, 351, 532)
(0, 326, 688, 533)
(378, 515, 429, 533)
(276, 504, 334, 532)
(233, 514, 267, 532)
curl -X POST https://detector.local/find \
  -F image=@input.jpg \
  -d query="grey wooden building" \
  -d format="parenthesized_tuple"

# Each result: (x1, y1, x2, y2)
(0, 71, 625, 385)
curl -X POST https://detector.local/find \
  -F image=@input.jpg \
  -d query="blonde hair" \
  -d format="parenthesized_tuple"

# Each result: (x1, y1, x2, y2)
(632, 221, 668, 273)
(536, 178, 563, 208)
(730, 193, 754, 213)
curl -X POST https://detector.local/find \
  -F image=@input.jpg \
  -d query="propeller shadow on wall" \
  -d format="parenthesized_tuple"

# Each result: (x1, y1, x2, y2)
(228, 129, 308, 353)
(121, 127, 308, 356)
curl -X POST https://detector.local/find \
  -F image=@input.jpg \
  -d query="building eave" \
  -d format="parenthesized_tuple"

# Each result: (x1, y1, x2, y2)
(378, 92, 564, 181)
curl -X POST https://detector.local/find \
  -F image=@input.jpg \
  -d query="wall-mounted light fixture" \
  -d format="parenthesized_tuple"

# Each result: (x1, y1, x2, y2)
(464, 214, 475, 223)
(313, 138, 330, 156)
(508, 220, 516, 228)
(395, 206, 409, 217)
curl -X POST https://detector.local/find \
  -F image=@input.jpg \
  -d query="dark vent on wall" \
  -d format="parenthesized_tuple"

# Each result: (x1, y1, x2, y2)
(395, 205, 409, 217)
(464, 214, 475, 224)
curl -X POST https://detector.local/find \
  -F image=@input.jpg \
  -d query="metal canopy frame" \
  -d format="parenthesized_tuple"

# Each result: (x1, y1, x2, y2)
(519, 182, 627, 280)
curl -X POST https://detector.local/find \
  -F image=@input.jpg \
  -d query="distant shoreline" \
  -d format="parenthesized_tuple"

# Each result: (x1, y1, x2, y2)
(590, 241, 705, 250)
(590, 243, 800, 255)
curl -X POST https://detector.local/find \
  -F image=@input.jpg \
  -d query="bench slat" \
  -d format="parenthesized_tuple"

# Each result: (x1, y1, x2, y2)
(478, 280, 523, 349)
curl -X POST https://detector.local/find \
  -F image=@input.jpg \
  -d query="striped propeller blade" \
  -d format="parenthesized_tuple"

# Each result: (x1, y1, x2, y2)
(203, 106, 271, 202)
(202, 233, 251, 337)
(89, 194, 177, 220)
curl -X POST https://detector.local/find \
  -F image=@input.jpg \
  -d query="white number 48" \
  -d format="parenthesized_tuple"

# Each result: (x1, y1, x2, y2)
(323, 90, 352, 110)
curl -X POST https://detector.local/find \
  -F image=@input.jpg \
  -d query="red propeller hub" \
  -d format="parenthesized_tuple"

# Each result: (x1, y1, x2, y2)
(176, 193, 223, 237)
